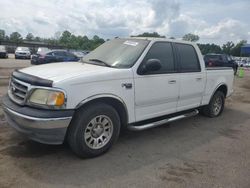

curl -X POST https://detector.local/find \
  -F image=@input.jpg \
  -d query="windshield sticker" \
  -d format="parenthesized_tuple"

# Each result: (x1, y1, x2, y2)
(124, 41, 138, 46)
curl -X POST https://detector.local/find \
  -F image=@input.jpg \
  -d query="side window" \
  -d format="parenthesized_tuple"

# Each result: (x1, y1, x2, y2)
(222, 55, 227, 62)
(176, 43, 200, 72)
(142, 42, 175, 74)
(67, 52, 76, 58)
(47, 52, 54, 56)
(54, 51, 66, 56)
(226, 55, 232, 62)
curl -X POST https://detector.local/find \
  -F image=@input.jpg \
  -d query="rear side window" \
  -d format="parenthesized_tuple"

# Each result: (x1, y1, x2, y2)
(142, 42, 175, 74)
(176, 43, 200, 72)
(54, 51, 66, 56)
(67, 52, 76, 58)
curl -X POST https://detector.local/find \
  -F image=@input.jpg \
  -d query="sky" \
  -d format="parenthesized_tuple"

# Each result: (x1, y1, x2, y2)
(0, 0, 250, 45)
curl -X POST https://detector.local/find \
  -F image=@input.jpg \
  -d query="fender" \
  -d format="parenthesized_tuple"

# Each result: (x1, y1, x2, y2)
(209, 83, 228, 102)
(75, 93, 128, 116)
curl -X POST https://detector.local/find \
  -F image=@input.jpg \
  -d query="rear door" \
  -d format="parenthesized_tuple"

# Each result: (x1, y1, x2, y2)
(174, 43, 206, 111)
(66, 52, 79, 61)
(134, 42, 180, 121)
(54, 51, 67, 62)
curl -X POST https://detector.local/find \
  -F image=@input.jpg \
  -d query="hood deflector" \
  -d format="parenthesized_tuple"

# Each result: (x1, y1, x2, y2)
(12, 70, 53, 87)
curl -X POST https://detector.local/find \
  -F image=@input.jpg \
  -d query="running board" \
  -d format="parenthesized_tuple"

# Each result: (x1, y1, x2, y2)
(128, 109, 199, 131)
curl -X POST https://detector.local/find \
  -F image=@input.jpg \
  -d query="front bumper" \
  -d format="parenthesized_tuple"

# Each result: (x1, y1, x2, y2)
(15, 53, 31, 58)
(2, 95, 74, 145)
(0, 52, 7, 58)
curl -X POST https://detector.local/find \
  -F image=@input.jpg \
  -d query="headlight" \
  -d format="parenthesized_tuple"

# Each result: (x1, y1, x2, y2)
(28, 89, 66, 108)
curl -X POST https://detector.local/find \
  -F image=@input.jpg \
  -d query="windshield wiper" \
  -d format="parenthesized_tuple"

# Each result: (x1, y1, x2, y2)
(88, 58, 112, 67)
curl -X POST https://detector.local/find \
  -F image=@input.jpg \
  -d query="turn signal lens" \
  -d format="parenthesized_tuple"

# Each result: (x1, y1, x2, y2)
(47, 92, 65, 106)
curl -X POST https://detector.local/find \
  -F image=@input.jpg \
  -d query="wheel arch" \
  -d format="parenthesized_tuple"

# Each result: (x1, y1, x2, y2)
(210, 83, 228, 102)
(75, 94, 129, 129)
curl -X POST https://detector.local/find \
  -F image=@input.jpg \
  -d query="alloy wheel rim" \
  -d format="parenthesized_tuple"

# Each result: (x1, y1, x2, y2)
(84, 115, 113, 149)
(213, 96, 222, 115)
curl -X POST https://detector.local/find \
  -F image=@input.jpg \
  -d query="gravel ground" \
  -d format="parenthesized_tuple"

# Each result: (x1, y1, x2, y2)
(0, 58, 250, 188)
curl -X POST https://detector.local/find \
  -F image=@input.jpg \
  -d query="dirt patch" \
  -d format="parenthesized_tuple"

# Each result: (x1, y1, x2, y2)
(158, 161, 206, 184)
(218, 128, 241, 139)
(241, 83, 250, 90)
(0, 68, 15, 78)
(0, 79, 9, 87)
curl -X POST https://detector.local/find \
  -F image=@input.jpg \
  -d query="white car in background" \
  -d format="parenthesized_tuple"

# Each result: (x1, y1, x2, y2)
(15, 47, 31, 59)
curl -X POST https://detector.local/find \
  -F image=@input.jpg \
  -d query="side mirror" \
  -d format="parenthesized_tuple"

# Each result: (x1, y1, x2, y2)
(140, 59, 162, 74)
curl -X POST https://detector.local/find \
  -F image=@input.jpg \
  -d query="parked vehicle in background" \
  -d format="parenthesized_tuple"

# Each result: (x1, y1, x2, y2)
(31, 50, 80, 65)
(3, 38, 234, 158)
(82, 50, 90, 55)
(71, 50, 87, 58)
(37, 47, 50, 54)
(15, 47, 31, 59)
(0, 45, 8, 58)
(204, 53, 238, 75)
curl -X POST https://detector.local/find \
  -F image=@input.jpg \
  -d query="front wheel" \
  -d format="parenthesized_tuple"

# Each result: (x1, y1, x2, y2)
(67, 103, 121, 158)
(201, 91, 225, 118)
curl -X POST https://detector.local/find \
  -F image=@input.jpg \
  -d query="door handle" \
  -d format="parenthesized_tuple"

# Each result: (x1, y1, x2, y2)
(168, 80, 176, 84)
(196, 77, 202, 81)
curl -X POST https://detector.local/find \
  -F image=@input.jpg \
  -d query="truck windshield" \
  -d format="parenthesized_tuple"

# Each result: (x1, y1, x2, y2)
(81, 38, 149, 68)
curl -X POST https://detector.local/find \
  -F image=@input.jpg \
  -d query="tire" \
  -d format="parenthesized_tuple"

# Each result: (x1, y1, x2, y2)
(67, 102, 121, 158)
(201, 91, 225, 118)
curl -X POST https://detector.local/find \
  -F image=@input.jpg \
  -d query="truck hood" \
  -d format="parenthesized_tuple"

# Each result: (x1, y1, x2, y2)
(19, 62, 130, 83)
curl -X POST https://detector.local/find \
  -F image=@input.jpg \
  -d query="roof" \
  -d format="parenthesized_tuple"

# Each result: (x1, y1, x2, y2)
(242, 44, 250, 48)
(128, 37, 196, 45)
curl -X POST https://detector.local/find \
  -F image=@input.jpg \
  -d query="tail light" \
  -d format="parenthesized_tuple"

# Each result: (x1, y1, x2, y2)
(208, 61, 213, 66)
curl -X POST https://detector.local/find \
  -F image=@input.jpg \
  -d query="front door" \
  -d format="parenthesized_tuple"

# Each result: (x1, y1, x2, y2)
(134, 42, 179, 122)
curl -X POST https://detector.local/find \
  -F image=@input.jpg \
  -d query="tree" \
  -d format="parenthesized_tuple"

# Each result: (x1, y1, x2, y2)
(222, 41, 234, 54)
(231, 40, 247, 56)
(0, 29, 5, 41)
(182, 33, 199, 42)
(9, 32, 23, 43)
(90, 35, 105, 50)
(131, 32, 166, 38)
(59, 30, 72, 47)
(197, 43, 222, 55)
(26, 33, 34, 41)
(34, 36, 42, 42)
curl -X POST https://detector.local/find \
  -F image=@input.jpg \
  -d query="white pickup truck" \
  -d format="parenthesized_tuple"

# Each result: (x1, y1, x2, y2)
(2, 38, 234, 158)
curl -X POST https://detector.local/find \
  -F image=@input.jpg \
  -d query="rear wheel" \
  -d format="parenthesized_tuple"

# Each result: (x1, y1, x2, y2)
(67, 102, 121, 158)
(201, 91, 225, 118)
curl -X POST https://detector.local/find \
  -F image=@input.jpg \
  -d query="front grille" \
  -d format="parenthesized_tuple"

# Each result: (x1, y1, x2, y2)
(8, 78, 30, 105)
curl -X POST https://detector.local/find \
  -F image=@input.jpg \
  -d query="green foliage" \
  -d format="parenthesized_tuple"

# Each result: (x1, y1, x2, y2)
(58, 31, 105, 50)
(26, 33, 34, 41)
(0, 29, 248, 55)
(230, 40, 247, 56)
(182, 33, 199, 42)
(198, 43, 222, 55)
(131, 32, 166, 38)
(222, 41, 235, 54)
(9, 32, 23, 43)
(0, 29, 5, 41)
